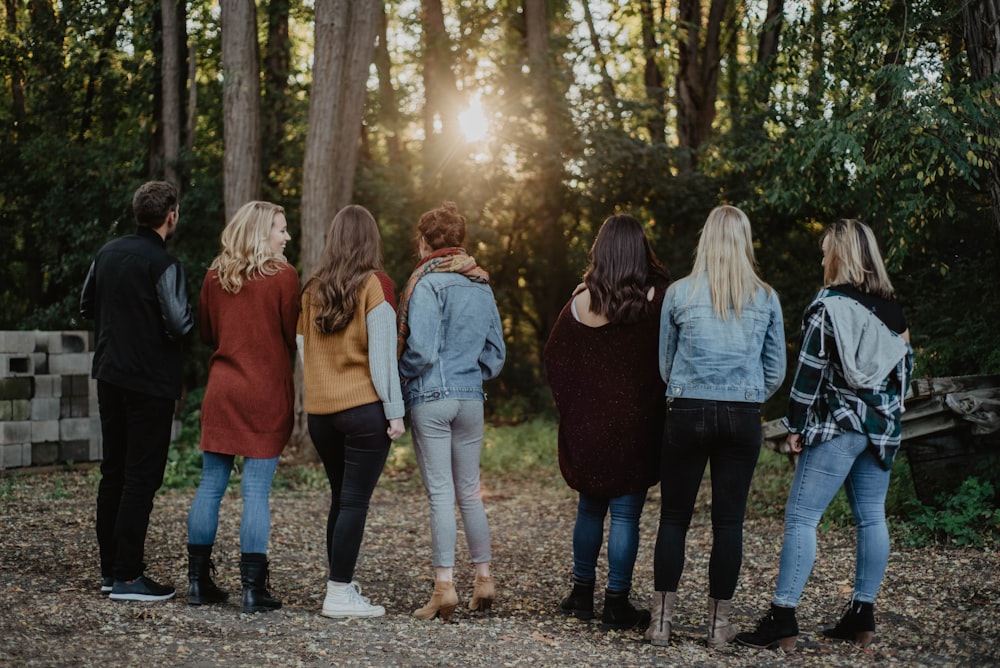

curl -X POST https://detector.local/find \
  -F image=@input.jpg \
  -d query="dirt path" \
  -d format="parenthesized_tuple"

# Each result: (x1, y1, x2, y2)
(1, 468, 997, 666)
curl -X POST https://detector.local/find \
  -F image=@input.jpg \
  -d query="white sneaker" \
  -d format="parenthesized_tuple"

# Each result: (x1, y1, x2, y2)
(321, 580, 385, 618)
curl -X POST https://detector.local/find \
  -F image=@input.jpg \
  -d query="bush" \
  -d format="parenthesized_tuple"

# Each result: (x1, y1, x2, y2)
(902, 476, 1000, 548)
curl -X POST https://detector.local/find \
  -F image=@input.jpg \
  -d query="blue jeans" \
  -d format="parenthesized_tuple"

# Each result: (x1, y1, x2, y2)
(309, 402, 391, 583)
(573, 491, 646, 592)
(654, 399, 762, 599)
(187, 452, 280, 554)
(411, 399, 492, 567)
(774, 430, 891, 607)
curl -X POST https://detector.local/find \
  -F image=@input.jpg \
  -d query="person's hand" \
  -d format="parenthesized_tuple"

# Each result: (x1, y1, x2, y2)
(387, 418, 405, 441)
(786, 432, 803, 453)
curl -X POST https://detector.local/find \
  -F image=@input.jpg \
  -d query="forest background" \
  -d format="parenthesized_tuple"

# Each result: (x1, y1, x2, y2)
(3, 0, 1000, 448)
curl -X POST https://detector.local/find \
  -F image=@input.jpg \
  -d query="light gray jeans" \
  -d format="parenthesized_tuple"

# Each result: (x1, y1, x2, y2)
(411, 399, 492, 567)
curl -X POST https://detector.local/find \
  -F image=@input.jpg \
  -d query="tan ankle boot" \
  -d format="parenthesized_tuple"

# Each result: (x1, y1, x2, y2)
(469, 574, 495, 612)
(708, 597, 738, 647)
(413, 580, 459, 621)
(645, 591, 677, 646)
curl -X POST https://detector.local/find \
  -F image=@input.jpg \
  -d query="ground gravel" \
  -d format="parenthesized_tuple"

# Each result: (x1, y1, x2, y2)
(1, 466, 997, 667)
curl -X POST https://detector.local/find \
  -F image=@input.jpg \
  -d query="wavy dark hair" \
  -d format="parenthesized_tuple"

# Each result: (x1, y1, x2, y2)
(305, 204, 384, 334)
(583, 214, 669, 325)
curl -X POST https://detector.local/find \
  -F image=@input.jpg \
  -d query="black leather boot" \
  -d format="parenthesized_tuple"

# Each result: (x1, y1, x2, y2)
(187, 544, 228, 605)
(559, 576, 595, 620)
(823, 600, 875, 648)
(240, 553, 281, 614)
(736, 604, 799, 651)
(600, 588, 651, 632)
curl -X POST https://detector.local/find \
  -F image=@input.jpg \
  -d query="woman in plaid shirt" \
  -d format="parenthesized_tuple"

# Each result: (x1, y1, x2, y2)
(738, 219, 913, 652)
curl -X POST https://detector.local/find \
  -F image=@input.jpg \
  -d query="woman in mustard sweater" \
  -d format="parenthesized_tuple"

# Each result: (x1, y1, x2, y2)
(298, 205, 405, 619)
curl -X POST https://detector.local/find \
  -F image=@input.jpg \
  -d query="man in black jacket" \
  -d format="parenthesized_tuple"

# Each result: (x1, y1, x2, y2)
(81, 181, 194, 602)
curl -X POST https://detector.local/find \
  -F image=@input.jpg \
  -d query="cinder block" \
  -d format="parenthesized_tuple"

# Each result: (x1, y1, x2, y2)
(48, 353, 92, 376)
(11, 399, 30, 421)
(63, 374, 90, 398)
(32, 352, 49, 375)
(0, 331, 35, 354)
(41, 331, 88, 354)
(60, 396, 90, 418)
(90, 436, 103, 462)
(59, 440, 89, 463)
(32, 442, 58, 465)
(2, 353, 34, 377)
(60, 417, 93, 442)
(33, 375, 62, 398)
(31, 397, 60, 421)
(31, 420, 60, 444)
(1, 443, 26, 468)
(0, 378, 33, 401)
(0, 421, 31, 445)
(21, 443, 31, 466)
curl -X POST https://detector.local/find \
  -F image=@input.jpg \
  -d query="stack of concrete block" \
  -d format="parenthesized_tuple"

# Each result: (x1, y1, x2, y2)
(0, 331, 100, 469)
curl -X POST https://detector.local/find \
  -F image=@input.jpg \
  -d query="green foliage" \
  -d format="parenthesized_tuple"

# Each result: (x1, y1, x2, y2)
(162, 388, 207, 489)
(903, 476, 1000, 548)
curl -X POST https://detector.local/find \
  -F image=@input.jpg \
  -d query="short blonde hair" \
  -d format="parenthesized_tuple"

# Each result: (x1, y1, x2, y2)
(210, 201, 287, 294)
(822, 219, 895, 299)
(690, 205, 771, 319)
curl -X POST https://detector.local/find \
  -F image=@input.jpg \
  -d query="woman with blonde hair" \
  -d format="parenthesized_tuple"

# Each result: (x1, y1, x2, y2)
(298, 204, 405, 619)
(649, 205, 786, 647)
(738, 219, 911, 651)
(187, 201, 299, 613)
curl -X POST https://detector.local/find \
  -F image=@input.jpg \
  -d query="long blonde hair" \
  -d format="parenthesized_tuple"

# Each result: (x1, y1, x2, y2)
(209, 201, 287, 294)
(690, 205, 771, 319)
(822, 219, 895, 299)
(306, 205, 384, 334)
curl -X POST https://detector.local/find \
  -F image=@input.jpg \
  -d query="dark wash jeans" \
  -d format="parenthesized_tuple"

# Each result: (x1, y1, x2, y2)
(308, 402, 391, 583)
(653, 398, 762, 599)
(95, 380, 176, 581)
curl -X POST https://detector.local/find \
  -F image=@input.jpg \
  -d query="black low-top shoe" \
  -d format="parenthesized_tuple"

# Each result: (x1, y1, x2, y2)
(101, 576, 114, 594)
(109, 575, 176, 602)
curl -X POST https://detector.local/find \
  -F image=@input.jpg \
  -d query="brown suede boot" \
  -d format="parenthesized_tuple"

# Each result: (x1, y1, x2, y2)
(708, 597, 738, 647)
(413, 580, 459, 621)
(469, 574, 495, 612)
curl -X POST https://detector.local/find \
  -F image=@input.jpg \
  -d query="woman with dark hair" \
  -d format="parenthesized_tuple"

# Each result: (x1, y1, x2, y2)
(544, 214, 670, 632)
(738, 219, 912, 651)
(650, 205, 786, 648)
(187, 201, 298, 614)
(298, 204, 405, 619)
(398, 202, 506, 621)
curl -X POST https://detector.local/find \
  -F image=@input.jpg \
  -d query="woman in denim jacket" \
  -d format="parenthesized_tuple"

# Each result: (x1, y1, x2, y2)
(398, 202, 506, 621)
(648, 205, 786, 648)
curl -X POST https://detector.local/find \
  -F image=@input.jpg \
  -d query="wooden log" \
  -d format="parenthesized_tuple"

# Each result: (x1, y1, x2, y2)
(911, 374, 1000, 398)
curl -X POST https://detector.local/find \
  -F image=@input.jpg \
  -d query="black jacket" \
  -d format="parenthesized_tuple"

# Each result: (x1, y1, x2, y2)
(80, 226, 194, 399)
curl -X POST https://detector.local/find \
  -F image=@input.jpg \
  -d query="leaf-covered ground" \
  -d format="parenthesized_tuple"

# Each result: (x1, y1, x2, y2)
(1, 467, 997, 667)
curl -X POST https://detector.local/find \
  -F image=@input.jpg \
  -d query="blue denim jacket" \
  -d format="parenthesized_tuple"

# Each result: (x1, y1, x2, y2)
(398, 272, 506, 409)
(658, 275, 786, 403)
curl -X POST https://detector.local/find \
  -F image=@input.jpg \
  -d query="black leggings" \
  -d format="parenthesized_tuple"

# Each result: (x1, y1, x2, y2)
(308, 402, 391, 583)
(653, 398, 762, 599)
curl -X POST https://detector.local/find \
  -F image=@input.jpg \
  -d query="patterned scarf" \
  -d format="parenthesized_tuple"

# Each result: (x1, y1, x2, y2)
(397, 247, 490, 357)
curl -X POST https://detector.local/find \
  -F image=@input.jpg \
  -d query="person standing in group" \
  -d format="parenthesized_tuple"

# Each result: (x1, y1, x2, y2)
(544, 214, 669, 632)
(398, 202, 505, 622)
(649, 205, 786, 647)
(81, 180, 193, 602)
(298, 204, 405, 619)
(737, 219, 912, 652)
(185, 201, 299, 614)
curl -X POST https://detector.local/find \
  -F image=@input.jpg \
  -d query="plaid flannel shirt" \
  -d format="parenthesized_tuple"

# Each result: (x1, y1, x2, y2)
(782, 290, 913, 468)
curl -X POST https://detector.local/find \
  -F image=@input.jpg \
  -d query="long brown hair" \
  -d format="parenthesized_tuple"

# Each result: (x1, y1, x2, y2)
(305, 205, 384, 333)
(583, 214, 669, 325)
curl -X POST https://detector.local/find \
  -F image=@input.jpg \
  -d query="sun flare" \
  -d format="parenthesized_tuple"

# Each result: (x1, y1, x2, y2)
(459, 97, 489, 142)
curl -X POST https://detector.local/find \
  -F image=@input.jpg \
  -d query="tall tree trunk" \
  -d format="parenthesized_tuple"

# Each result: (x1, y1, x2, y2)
(753, 0, 783, 109)
(962, 0, 1000, 236)
(374, 2, 404, 164)
(6, 0, 26, 130)
(640, 0, 666, 143)
(161, 0, 182, 188)
(263, 0, 290, 196)
(581, 0, 617, 118)
(221, 0, 261, 220)
(421, 0, 461, 194)
(675, 0, 729, 170)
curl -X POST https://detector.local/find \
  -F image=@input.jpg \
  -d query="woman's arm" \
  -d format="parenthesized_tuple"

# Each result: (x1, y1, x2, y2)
(762, 290, 787, 400)
(367, 301, 406, 424)
(398, 281, 439, 381)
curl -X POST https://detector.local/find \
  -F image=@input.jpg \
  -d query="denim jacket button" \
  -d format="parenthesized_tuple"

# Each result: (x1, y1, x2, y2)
(432, 391, 440, 398)
(745, 390, 753, 400)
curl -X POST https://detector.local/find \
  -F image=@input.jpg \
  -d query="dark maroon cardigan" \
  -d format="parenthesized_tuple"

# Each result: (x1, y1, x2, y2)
(543, 282, 667, 497)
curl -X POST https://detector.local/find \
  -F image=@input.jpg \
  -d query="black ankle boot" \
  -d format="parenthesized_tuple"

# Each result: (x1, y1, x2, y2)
(823, 600, 875, 648)
(559, 576, 596, 620)
(187, 544, 228, 606)
(600, 588, 651, 632)
(736, 604, 799, 651)
(240, 553, 281, 614)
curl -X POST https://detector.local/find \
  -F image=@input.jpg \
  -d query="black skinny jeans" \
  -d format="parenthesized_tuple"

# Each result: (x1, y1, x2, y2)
(308, 402, 391, 583)
(95, 380, 175, 581)
(653, 398, 762, 600)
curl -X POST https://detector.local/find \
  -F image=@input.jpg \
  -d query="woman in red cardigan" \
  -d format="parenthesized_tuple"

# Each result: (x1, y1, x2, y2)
(186, 201, 299, 614)
(544, 214, 669, 632)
